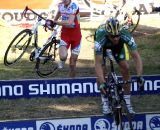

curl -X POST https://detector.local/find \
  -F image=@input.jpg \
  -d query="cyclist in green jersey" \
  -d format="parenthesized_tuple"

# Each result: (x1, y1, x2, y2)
(94, 17, 145, 115)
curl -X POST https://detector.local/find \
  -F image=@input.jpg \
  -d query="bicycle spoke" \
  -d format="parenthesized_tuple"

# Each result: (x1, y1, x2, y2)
(4, 29, 32, 65)
(35, 42, 58, 77)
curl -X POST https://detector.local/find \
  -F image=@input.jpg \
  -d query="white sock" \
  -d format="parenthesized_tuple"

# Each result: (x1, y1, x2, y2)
(124, 95, 131, 105)
(101, 94, 108, 102)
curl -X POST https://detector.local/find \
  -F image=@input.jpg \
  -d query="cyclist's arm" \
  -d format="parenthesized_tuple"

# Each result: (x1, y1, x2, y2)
(95, 54, 106, 83)
(130, 50, 143, 76)
(53, 10, 61, 21)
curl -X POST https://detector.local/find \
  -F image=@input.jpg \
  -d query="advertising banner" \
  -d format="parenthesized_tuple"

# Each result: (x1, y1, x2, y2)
(0, 0, 159, 26)
(0, 120, 36, 130)
(0, 75, 160, 99)
(0, 113, 160, 130)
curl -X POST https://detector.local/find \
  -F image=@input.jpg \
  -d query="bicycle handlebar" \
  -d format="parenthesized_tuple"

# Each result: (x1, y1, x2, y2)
(108, 79, 137, 87)
(22, 6, 46, 21)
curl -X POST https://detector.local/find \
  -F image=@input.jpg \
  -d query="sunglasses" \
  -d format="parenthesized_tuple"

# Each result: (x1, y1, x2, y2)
(110, 35, 120, 38)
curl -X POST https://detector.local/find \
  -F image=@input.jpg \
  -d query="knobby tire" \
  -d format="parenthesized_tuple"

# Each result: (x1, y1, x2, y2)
(129, 9, 140, 33)
(35, 42, 58, 77)
(4, 29, 32, 65)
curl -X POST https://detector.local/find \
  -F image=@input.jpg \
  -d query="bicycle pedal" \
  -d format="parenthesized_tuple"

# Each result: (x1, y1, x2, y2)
(29, 51, 35, 61)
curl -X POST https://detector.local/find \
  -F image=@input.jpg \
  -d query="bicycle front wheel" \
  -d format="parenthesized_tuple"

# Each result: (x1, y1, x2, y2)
(35, 42, 58, 77)
(114, 108, 123, 130)
(4, 29, 32, 65)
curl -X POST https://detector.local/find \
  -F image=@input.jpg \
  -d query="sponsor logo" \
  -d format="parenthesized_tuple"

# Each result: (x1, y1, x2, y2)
(2, 127, 34, 130)
(94, 118, 110, 130)
(0, 10, 54, 23)
(38, 121, 89, 130)
(111, 121, 143, 130)
(94, 118, 143, 130)
(149, 116, 160, 130)
(40, 122, 55, 130)
(0, 78, 160, 98)
(28, 82, 99, 95)
(0, 85, 23, 96)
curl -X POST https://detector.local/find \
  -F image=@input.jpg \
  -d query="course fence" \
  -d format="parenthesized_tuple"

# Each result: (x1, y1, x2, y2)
(0, 75, 160, 99)
(0, 112, 160, 130)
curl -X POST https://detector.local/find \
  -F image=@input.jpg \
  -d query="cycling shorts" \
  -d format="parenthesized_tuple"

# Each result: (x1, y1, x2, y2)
(101, 43, 130, 65)
(116, 43, 129, 62)
(106, 44, 129, 63)
(59, 29, 82, 55)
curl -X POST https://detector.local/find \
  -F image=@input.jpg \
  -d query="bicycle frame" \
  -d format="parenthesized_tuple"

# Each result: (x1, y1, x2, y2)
(23, 6, 54, 61)
(23, 6, 46, 48)
(105, 49, 135, 130)
(36, 25, 59, 60)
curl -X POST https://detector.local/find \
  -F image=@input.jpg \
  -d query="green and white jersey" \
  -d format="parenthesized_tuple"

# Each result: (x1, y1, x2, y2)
(94, 24, 137, 62)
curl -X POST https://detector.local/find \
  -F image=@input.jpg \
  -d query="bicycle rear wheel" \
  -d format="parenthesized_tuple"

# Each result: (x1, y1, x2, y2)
(129, 9, 141, 33)
(35, 42, 58, 77)
(4, 29, 32, 65)
(120, 9, 140, 33)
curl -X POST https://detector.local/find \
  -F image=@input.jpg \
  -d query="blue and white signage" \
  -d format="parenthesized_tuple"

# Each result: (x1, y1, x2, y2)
(0, 120, 36, 130)
(0, 75, 160, 99)
(36, 118, 91, 130)
(91, 114, 146, 130)
(146, 114, 160, 130)
(1, 113, 160, 130)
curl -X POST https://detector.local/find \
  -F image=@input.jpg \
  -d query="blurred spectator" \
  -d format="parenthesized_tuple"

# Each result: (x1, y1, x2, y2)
(152, 6, 160, 12)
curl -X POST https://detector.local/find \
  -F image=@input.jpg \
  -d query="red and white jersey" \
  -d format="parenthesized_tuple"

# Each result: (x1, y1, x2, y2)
(58, 1, 82, 50)
(58, 1, 81, 29)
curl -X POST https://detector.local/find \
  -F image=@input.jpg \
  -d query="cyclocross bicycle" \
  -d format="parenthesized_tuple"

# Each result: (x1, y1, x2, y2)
(104, 49, 138, 130)
(4, 6, 60, 77)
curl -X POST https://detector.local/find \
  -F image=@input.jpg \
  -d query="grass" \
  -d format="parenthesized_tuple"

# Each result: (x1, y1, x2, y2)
(0, 16, 160, 120)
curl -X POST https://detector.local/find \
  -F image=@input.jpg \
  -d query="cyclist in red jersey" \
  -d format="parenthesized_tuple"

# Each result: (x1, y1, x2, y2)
(47, 0, 82, 77)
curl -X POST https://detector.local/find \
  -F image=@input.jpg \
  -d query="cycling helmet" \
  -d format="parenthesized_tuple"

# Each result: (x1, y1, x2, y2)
(105, 17, 121, 35)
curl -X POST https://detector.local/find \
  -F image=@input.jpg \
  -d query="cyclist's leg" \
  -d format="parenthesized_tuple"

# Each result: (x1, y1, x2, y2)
(118, 60, 135, 114)
(118, 60, 131, 95)
(96, 56, 112, 115)
(59, 40, 68, 61)
(114, 45, 135, 114)
(58, 35, 69, 69)
(69, 38, 82, 77)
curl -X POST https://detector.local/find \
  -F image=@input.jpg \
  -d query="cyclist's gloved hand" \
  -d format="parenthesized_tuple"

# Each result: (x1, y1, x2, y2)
(137, 76, 145, 92)
(99, 83, 109, 95)
(44, 19, 56, 31)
